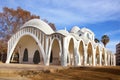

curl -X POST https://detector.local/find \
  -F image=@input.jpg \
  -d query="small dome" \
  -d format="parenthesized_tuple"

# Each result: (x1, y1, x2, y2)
(70, 26, 80, 33)
(21, 19, 54, 34)
(56, 30, 69, 36)
(81, 27, 93, 34)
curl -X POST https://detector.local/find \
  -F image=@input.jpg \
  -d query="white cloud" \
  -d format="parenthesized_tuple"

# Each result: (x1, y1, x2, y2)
(1, 0, 120, 25)
(5, 0, 118, 25)
(104, 29, 120, 53)
(104, 29, 120, 36)
(0, 0, 119, 54)
(106, 40, 119, 53)
(34, 0, 120, 25)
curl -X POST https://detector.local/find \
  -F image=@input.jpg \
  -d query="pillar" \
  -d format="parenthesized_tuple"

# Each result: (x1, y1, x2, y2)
(108, 54, 110, 66)
(45, 55, 49, 66)
(74, 47, 79, 66)
(84, 47, 87, 66)
(45, 37, 48, 54)
(93, 50, 96, 66)
(18, 46, 22, 64)
(62, 37, 67, 66)
(111, 54, 113, 66)
(105, 51, 107, 66)
(113, 55, 116, 66)
(99, 51, 102, 66)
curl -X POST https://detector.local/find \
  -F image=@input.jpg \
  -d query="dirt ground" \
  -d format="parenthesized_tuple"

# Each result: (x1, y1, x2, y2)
(0, 63, 120, 80)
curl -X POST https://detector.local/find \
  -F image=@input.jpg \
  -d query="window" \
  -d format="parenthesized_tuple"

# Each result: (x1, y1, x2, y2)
(79, 34, 82, 36)
(50, 51, 53, 63)
(23, 48, 28, 62)
(33, 50, 40, 64)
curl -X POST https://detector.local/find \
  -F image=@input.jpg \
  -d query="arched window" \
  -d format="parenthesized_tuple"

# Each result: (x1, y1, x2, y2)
(50, 51, 53, 63)
(79, 34, 82, 36)
(23, 48, 28, 62)
(33, 50, 40, 64)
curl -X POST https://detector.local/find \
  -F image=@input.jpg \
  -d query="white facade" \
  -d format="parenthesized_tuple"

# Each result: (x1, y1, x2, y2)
(6, 19, 116, 66)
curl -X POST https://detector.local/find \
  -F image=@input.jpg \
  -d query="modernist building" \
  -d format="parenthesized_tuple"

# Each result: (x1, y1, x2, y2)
(116, 42, 120, 65)
(6, 19, 116, 66)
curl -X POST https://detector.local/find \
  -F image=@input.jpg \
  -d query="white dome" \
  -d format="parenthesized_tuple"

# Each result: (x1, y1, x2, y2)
(81, 27, 93, 34)
(70, 26, 80, 33)
(56, 30, 69, 36)
(21, 19, 54, 34)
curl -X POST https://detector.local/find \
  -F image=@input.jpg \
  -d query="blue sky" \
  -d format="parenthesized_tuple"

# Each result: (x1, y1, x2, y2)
(0, 0, 120, 53)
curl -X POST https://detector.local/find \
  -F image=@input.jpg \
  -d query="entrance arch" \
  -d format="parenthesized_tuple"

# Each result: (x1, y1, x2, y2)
(9, 35, 45, 64)
(68, 38, 74, 66)
(6, 32, 45, 64)
(79, 41, 84, 65)
(33, 50, 40, 64)
(96, 46, 100, 65)
(50, 39, 61, 65)
(87, 42, 93, 65)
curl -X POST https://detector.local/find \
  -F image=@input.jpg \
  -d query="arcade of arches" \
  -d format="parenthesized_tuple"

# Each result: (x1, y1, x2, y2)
(6, 19, 116, 66)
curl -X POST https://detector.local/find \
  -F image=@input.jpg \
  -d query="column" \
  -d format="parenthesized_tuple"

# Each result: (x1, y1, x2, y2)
(62, 37, 67, 66)
(110, 54, 112, 66)
(74, 47, 78, 66)
(44, 39, 51, 66)
(45, 55, 49, 66)
(111, 55, 114, 66)
(108, 54, 110, 66)
(93, 50, 96, 66)
(45, 37, 48, 54)
(39, 32, 41, 43)
(84, 47, 87, 66)
(113, 55, 116, 66)
(105, 51, 107, 66)
(99, 51, 102, 66)
(42, 34, 44, 47)
(18, 46, 22, 64)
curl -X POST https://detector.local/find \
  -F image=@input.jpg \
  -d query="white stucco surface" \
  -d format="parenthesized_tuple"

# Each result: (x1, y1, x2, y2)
(6, 19, 116, 67)
(21, 19, 54, 34)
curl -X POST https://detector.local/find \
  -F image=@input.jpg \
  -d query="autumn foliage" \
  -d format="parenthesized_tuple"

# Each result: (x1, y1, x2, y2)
(0, 7, 56, 62)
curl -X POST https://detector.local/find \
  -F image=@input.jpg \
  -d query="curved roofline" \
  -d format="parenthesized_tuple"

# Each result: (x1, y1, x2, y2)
(21, 19, 54, 35)
(81, 27, 94, 34)
(70, 26, 80, 33)
(56, 30, 69, 36)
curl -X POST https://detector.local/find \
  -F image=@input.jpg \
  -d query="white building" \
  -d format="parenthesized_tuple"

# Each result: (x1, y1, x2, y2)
(6, 19, 116, 66)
